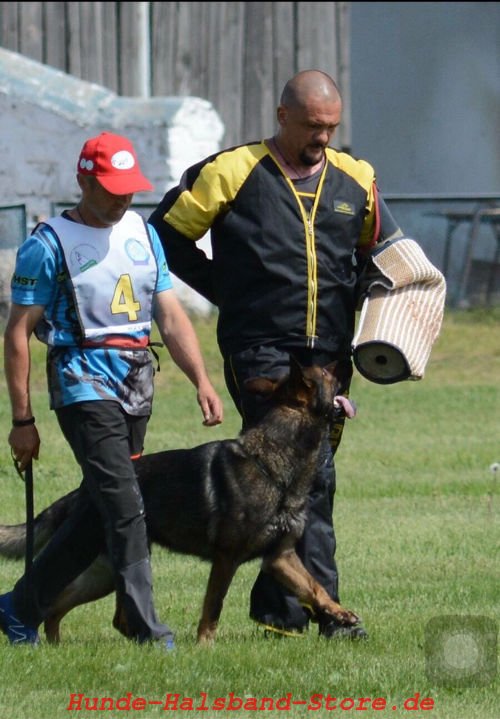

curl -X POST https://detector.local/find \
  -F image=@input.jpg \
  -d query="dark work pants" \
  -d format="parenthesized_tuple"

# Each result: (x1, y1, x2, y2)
(13, 400, 172, 642)
(224, 345, 349, 631)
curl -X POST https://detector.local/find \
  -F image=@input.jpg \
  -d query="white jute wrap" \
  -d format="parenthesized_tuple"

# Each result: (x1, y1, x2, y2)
(352, 238, 446, 384)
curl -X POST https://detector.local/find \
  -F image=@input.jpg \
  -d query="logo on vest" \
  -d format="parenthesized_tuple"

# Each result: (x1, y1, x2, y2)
(70, 244, 100, 273)
(333, 200, 355, 216)
(125, 238, 150, 265)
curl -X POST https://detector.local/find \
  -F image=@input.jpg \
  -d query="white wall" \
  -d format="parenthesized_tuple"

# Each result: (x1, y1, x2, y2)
(0, 47, 225, 315)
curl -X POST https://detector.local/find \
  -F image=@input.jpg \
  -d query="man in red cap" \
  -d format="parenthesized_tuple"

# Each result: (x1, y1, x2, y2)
(1, 132, 223, 649)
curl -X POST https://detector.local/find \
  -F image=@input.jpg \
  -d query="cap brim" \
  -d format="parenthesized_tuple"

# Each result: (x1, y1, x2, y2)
(96, 173, 153, 195)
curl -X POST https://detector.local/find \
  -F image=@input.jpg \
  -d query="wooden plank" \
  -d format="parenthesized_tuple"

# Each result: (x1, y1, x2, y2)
(336, 1, 351, 151)
(102, 1, 118, 93)
(184, 2, 207, 97)
(206, 2, 245, 146)
(272, 2, 296, 101)
(19, 1, 43, 62)
(173, 1, 192, 94)
(0, 2, 21, 52)
(43, 1, 67, 72)
(296, 1, 338, 77)
(242, 1, 274, 142)
(65, 0, 81, 78)
(150, 2, 178, 96)
(120, 2, 145, 96)
(78, 1, 104, 86)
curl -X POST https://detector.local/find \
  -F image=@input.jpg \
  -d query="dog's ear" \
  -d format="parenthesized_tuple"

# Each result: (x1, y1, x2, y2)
(288, 353, 315, 393)
(323, 361, 338, 379)
(289, 353, 309, 384)
(244, 377, 278, 397)
(327, 359, 353, 394)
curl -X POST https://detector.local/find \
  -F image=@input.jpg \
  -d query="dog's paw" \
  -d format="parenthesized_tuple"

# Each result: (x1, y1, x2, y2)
(319, 620, 369, 640)
(332, 607, 360, 625)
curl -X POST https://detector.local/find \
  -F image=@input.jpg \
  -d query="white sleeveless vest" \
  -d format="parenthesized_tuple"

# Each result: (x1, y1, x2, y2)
(46, 211, 158, 346)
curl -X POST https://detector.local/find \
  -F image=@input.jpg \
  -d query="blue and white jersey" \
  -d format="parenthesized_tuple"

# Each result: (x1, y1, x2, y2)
(11, 211, 173, 415)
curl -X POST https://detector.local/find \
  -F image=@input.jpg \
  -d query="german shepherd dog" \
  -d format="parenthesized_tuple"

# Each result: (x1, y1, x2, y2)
(0, 358, 360, 644)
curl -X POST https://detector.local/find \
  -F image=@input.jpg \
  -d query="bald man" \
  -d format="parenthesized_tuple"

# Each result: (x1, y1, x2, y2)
(149, 70, 404, 640)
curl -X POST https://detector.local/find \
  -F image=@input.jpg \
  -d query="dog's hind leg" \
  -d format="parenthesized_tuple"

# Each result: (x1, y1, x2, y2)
(263, 549, 360, 628)
(112, 594, 136, 639)
(197, 553, 239, 645)
(44, 555, 115, 644)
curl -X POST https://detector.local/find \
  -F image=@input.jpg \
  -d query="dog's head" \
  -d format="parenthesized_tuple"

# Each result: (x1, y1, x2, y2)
(244, 356, 353, 422)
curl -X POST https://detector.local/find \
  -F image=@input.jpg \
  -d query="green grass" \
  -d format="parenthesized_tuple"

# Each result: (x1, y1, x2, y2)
(0, 307, 498, 718)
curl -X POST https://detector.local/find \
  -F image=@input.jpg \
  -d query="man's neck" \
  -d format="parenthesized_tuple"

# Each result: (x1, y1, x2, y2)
(268, 136, 324, 179)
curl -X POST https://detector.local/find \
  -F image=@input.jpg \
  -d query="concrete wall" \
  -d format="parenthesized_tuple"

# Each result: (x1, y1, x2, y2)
(350, 2, 500, 196)
(349, 2, 500, 305)
(0, 47, 225, 314)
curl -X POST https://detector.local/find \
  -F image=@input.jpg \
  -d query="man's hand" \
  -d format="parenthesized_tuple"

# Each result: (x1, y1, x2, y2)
(8, 424, 40, 472)
(197, 382, 224, 426)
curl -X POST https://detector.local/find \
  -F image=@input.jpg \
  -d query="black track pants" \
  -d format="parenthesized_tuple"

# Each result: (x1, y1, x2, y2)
(13, 401, 172, 642)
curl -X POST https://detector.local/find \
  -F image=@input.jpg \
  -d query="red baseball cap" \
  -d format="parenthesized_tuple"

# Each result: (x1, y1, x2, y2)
(77, 132, 153, 194)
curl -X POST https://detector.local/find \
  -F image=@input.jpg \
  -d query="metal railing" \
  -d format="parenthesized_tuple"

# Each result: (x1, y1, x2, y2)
(384, 194, 500, 307)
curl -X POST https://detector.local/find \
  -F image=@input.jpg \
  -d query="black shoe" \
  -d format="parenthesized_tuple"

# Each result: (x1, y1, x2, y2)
(319, 620, 369, 640)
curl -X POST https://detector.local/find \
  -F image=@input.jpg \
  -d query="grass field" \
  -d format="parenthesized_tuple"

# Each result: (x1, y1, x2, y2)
(0, 308, 498, 719)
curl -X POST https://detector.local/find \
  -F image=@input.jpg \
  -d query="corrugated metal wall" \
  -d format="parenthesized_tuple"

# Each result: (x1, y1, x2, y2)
(0, 1, 351, 148)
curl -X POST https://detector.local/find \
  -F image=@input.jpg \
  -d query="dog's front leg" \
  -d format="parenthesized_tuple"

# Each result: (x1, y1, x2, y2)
(263, 549, 360, 626)
(197, 553, 239, 645)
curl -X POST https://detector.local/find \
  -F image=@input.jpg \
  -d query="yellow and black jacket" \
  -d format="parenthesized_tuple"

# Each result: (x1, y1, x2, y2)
(149, 141, 381, 356)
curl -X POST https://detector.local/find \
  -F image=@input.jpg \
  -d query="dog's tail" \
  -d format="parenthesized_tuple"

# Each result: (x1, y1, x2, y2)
(0, 489, 78, 559)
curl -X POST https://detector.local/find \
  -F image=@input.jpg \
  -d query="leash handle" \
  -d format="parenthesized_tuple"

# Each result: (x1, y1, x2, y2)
(10, 451, 35, 584)
(24, 460, 35, 576)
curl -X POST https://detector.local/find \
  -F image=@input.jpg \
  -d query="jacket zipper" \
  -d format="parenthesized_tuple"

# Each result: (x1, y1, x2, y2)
(267, 143, 323, 347)
(306, 213, 318, 347)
